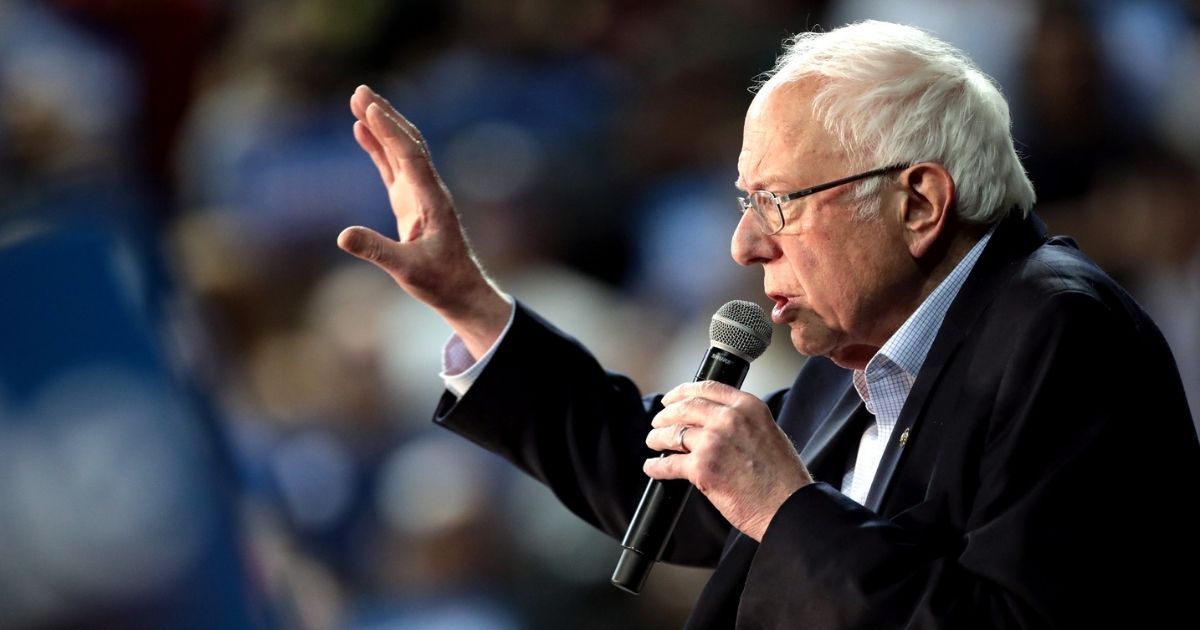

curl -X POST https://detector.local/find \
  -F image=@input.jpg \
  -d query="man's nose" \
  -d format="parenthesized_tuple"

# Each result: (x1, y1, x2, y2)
(731, 210, 774, 266)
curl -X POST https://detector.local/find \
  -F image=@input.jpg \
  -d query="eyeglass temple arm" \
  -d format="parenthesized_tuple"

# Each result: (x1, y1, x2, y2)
(777, 163, 909, 203)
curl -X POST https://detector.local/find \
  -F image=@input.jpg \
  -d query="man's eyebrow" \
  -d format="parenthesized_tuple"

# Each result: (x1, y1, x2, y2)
(735, 177, 771, 192)
(737, 174, 789, 193)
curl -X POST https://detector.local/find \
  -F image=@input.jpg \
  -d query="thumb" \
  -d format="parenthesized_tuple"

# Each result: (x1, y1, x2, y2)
(337, 226, 404, 273)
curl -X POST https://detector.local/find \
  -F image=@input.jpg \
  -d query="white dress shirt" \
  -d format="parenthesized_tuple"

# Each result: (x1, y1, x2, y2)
(841, 228, 993, 504)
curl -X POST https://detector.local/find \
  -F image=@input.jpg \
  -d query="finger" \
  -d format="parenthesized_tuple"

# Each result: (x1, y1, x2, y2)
(365, 88, 428, 148)
(643, 453, 689, 481)
(352, 85, 429, 148)
(350, 84, 376, 121)
(337, 226, 403, 274)
(365, 102, 429, 174)
(661, 380, 743, 407)
(365, 104, 447, 200)
(353, 120, 393, 185)
(650, 396, 722, 429)
(645, 424, 698, 453)
(351, 84, 403, 125)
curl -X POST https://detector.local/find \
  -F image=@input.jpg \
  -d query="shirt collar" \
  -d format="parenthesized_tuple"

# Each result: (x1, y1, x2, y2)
(864, 225, 996, 382)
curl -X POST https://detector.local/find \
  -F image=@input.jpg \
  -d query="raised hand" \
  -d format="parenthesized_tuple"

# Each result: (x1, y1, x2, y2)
(643, 381, 814, 541)
(339, 85, 510, 358)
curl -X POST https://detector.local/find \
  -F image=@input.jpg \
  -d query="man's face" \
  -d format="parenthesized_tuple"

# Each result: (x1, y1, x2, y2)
(733, 80, 914, 370)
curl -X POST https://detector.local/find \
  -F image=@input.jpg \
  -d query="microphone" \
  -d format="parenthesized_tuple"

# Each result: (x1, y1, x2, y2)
(611, 300, 772, 594)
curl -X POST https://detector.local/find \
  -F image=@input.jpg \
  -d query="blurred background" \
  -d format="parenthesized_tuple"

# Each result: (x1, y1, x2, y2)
(0, 0, 1196, 628)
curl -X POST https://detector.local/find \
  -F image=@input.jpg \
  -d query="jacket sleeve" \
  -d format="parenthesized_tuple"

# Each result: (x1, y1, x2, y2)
(433, 301, 759, 567)
(737, 289, 1199, 629)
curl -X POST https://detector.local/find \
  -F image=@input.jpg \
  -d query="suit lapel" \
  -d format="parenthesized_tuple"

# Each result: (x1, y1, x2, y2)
(864, 212, 1048, 512)
(773, 357, 870, 485)
(798, 382, 869, 484)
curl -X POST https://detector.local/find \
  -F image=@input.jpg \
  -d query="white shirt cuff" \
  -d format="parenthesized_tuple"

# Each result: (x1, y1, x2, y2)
(439, 295, 516, 398)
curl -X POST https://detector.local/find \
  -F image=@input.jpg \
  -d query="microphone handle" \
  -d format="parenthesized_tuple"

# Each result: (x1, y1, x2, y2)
(611, 346, 749, 594)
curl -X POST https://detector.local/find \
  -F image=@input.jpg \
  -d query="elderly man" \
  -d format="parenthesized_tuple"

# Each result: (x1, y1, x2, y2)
(338, 20, 1197, 629)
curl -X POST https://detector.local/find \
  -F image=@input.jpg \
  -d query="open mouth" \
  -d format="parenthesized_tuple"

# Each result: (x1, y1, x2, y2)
(767, 293, 791, 322)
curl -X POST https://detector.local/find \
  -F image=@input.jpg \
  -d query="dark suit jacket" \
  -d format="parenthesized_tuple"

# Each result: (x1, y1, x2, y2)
(434, 211, 1199, 629)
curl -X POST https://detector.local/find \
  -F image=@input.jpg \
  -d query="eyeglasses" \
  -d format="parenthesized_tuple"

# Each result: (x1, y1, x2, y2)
(737, 164, 909, 235)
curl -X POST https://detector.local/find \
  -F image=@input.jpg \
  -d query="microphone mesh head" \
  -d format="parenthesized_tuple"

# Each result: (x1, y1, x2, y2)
(709, 300, 772, 361)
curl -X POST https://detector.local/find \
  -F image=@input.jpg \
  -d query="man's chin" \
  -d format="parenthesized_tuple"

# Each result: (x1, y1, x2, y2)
(826, 345, 878, 371)
(788, 328, 835, 360)
(789, 329, 876, 370)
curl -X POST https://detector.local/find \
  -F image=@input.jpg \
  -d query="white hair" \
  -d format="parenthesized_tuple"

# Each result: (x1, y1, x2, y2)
(761, 20, 1035, 223)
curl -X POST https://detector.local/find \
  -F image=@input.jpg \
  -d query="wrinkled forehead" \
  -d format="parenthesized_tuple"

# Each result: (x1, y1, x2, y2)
(738, 78, 843, 189)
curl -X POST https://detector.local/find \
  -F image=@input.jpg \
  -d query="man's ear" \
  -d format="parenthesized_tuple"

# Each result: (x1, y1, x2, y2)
(897, 163, 955, 259)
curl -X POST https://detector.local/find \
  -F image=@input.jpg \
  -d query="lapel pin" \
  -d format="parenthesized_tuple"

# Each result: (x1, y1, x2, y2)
(898, 427, 910, 446)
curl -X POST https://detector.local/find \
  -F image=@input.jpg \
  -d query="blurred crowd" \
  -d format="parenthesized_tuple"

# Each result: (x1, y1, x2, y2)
(1, 0, 1197, 628)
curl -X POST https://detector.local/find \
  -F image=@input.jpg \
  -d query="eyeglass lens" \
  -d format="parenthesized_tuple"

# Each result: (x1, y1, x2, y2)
(750, 190, 783, 234)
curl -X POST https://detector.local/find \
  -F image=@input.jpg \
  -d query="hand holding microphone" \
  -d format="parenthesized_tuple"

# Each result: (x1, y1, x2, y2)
(615, 300, 816, 593)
